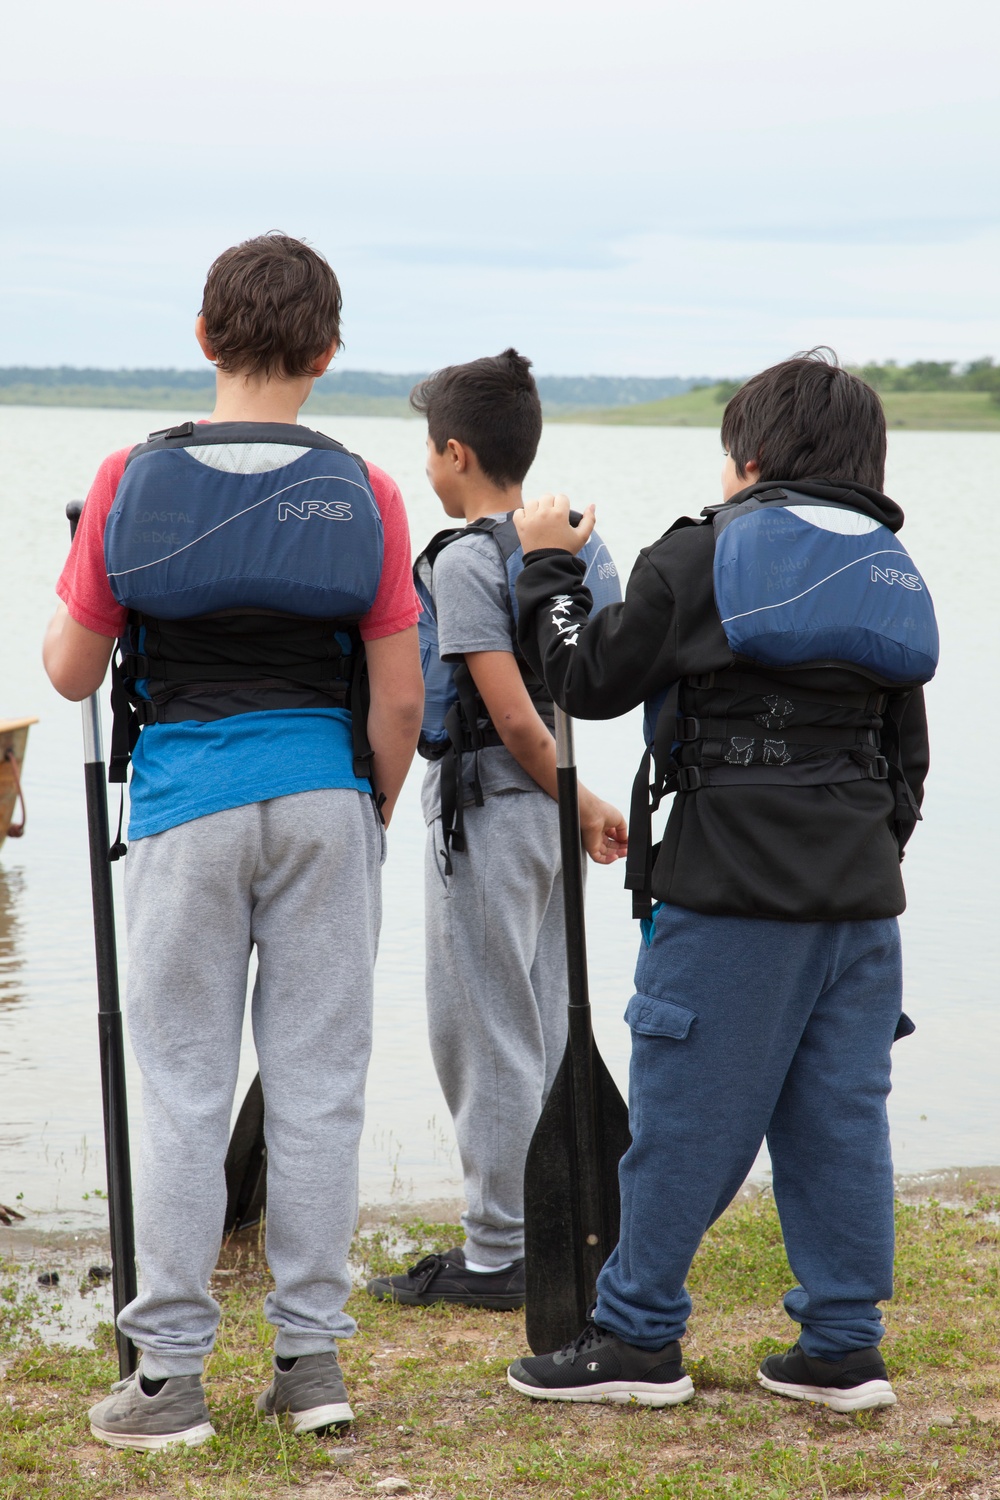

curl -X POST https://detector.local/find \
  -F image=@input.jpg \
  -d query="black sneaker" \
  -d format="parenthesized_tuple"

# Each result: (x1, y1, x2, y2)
(507, 1322, 695, 1407)
(366, 1247, 525, 1310)
(758, 1342, 896, 1412)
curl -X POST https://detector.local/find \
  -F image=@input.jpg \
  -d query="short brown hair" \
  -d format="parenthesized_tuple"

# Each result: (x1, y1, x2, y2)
(200, 233, 342, 380)
(721, 348, 887, 491)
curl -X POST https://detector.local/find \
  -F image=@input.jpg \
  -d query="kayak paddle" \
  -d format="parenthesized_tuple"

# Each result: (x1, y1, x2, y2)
(522, 706, 631, 1354)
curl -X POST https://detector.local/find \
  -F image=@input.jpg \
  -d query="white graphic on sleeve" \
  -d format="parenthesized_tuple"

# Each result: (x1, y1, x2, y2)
(549, 593, 582, 647)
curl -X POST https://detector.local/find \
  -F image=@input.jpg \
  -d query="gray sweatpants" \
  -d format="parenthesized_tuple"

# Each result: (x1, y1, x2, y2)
(426, 790, 568, 1267)
(118, 789, 383, 1378)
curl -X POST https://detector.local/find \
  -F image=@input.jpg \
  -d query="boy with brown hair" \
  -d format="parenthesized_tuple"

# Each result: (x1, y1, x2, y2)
(44, 233, 424, 1446)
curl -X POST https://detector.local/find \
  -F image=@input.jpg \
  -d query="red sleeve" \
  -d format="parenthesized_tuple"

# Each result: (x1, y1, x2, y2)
(56, 448, 131, 638)
(359, 463, 421, 641)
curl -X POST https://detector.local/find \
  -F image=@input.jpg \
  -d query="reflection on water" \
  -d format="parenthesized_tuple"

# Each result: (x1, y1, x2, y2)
(0, 408, 998, 1231)
(0, 864, 25, 1008)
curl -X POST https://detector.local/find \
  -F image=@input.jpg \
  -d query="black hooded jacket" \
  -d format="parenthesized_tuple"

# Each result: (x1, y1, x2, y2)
(515, 479, 930, 922)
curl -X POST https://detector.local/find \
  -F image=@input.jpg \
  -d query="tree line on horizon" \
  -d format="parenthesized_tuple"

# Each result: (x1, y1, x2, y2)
(705, 358, 1000, 406)
(0, 366, 698, 408)
(1, 359, 997, 407)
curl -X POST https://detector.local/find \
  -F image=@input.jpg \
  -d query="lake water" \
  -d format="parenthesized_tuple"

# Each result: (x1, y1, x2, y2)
(1, 409, 997, 1237)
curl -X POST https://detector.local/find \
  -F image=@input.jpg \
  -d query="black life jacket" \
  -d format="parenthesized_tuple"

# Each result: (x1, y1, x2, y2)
(103, 420, 384, 794)
(624, 487, 939, 918)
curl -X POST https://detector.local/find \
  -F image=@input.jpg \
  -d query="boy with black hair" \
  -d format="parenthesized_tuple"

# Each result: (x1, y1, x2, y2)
(505, 352, 933, 1410)
(366, 349, 627, 1309)
(44, 233, 424, 1446)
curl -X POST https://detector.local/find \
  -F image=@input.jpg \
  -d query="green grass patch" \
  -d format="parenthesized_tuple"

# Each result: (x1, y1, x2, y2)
(1, 1195, 997, 1498)
(553, 385, 1000, 431)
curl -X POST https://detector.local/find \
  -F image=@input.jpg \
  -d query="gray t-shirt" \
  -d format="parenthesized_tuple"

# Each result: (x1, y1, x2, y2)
(420, 520, 545, 825)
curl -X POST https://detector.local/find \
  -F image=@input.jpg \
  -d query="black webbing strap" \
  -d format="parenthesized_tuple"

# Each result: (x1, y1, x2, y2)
(624, 682, 680, 920)
(437, 663, 489, 875)
(881, 690, 922, 853)
(350, 648, 374, 781)
(108, 649, 140, 786)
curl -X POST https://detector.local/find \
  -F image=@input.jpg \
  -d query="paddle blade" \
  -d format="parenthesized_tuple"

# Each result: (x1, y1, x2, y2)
(523, 1039, 631, 1354)
(223, 1073, 267, 1234)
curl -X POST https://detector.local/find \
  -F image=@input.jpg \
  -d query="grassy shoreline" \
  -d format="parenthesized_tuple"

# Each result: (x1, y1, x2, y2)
(552, 386, 1000, 431)
(2, 1181, 998, 1500)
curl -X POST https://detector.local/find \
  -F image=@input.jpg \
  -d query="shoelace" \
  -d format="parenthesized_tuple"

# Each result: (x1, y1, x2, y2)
(405, 1253, 453, 1293)
(562, 1322, 606, 1367)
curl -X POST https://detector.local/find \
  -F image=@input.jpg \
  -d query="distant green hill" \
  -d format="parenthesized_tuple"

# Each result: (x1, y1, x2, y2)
(555, 383, 1000, 431)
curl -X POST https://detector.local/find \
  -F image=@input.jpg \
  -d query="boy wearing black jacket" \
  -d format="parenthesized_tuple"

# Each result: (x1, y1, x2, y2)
(505, 353, 931, 1412)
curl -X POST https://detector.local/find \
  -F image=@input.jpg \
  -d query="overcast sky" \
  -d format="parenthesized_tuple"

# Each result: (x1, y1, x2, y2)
(1, 0, 997, 375)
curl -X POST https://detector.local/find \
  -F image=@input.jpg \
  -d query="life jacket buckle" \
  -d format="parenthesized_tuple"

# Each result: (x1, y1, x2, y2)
(869, 755, 889, 780)
(677, 765, 704, 792)
(678, 716, 700, 742)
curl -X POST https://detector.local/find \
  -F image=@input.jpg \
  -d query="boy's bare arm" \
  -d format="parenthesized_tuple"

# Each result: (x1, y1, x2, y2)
(365, 626, 424, 828)
(43, 602, 115, 700)
(464, 650, 626, 865)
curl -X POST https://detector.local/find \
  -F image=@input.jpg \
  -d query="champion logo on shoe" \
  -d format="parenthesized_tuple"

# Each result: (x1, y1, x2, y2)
(507, 1322, 695, 1408)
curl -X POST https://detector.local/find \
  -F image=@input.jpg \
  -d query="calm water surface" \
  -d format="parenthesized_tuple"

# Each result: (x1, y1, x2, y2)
(1, 409, 997, 1233)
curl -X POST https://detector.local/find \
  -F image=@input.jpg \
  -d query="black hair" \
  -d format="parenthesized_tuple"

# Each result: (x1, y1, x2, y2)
(721, 348, 887, 491)
(409, 348, 542, 487)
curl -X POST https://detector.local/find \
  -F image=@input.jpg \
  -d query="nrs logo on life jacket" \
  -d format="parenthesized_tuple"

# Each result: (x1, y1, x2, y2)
(277, 499, 353, 522)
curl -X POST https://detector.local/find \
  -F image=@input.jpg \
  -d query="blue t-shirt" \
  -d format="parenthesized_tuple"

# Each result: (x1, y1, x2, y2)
(127, 707, 370, 840)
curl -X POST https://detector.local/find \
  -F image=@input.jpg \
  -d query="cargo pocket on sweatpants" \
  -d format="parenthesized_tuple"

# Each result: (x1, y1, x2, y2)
(623, 993, 697, 1138)
(624, 992, 697, 1039)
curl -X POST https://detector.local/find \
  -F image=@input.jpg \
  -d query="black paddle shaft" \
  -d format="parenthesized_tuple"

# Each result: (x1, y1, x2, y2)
(554, 710, 607, 1297)
(67, 501, 138, 1379)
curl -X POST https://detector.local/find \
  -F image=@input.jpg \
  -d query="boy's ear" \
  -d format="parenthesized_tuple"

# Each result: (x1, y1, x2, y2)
(194, 314, 216, 364)
(310, 338, 339, 378)
(446, 438, 470, 473)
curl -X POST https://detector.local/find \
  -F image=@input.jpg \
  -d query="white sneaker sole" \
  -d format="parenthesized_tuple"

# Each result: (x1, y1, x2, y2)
(757, 1373, 897, 1412)
(90, 1420, 215, 1450)
(507, 1371, 695, 1407)
(266, 1401, 354, 1434)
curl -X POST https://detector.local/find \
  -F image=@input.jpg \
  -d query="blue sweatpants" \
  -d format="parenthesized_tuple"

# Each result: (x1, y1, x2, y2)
(594, 903, 907, 1359)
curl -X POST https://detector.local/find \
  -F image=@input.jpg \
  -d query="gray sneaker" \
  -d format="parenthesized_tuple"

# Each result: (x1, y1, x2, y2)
(256, 1352, 353, 1434)
(88, 1368, 214, 1450)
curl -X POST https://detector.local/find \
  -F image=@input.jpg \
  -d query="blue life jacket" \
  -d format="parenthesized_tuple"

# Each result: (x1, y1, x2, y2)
(413, 512, 621, 868)
(625, 486, 939, 918)
(103, 420, 383, 787)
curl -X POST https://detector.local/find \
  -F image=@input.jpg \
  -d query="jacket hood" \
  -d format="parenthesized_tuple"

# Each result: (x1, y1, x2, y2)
(707, 478, 905, 534)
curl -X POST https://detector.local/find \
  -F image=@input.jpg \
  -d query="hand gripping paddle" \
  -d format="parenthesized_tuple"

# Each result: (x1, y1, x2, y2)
(523, 706, 631, 1354)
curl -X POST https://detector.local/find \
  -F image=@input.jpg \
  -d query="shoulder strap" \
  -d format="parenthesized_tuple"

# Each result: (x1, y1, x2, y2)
(128, 420, 370, 479)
